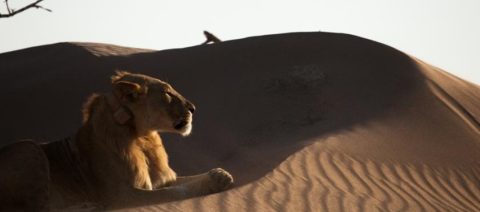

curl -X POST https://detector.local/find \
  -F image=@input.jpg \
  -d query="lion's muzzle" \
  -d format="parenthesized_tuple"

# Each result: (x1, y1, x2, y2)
(173, 112, 193, 136)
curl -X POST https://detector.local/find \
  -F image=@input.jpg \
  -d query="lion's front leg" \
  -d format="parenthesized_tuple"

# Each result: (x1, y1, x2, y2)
(112, 168, 234, 208)
(146, 139, 178, 189)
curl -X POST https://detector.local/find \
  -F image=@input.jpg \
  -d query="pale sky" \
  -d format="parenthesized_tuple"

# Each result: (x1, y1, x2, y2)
(1, 0, 479, 84)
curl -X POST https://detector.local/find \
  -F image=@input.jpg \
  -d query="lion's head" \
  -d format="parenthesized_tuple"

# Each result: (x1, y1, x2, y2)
(109, 71, 195, 136)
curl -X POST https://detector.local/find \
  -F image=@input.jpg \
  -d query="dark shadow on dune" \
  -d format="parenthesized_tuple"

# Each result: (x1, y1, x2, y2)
(103, 32, 426, 185)
(0, 43, 115, 143)
(0, 32, 426, 187)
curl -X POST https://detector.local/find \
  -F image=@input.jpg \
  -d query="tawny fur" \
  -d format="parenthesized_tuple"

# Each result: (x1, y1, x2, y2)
(77, 72, 186, 190)
(72, 72, 232, 208)
(79, 73, 180, 190)
(0, 71, 234, 211)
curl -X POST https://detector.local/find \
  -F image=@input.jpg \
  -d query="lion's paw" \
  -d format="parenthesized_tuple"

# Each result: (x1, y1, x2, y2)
(208, 168, 234, 193)
(153, 168, 177, 188)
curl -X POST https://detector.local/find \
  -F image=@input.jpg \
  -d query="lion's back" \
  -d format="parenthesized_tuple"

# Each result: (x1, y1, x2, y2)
(41, 138, 100, 210)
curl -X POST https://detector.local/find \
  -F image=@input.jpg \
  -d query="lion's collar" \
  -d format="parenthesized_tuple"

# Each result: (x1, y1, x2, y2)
(106, 94, 133, 125)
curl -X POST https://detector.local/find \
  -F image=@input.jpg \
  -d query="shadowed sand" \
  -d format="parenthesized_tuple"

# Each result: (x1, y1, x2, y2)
(0, 32, 479, 211)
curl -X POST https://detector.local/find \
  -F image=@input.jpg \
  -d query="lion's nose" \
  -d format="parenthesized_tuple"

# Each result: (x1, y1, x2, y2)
(187, 102, 196, 114)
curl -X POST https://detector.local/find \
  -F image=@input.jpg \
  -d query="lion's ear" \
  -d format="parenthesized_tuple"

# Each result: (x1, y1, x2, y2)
(113, 81, 144, 101)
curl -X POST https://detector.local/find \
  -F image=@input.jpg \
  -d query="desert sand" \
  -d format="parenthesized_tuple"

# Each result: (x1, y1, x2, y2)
(0, 32, 479, 211)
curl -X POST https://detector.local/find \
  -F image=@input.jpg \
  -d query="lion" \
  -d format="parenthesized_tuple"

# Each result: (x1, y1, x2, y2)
(0, 71, 234, 211)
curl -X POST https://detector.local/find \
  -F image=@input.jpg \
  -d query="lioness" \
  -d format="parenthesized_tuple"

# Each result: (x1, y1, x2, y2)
(0, 72, 233, 211)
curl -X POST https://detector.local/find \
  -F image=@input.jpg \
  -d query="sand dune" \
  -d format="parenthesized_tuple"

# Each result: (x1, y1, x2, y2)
(150, 144, 479, 211)
(0, 32, 479, 211)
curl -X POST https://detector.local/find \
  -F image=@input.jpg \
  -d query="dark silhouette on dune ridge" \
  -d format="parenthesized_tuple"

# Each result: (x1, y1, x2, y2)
(0, 32, 479, 211)
(202, 30, 222, 44)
